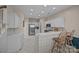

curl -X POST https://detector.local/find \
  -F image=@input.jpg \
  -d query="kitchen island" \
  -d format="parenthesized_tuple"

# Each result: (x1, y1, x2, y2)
(35, 31, 61, 53)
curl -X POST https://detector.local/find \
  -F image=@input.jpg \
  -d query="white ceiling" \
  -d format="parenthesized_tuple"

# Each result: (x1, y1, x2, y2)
(9, 5, 72, 18)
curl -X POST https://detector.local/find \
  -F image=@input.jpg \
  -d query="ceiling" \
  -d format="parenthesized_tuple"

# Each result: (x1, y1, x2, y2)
(9, 5, 72, 18)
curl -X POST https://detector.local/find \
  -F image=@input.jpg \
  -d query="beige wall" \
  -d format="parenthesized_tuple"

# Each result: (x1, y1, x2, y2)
(45, 6, 79, 35)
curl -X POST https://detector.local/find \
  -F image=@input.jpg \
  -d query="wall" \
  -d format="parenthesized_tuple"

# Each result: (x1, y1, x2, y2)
(45, 6, 79, 36)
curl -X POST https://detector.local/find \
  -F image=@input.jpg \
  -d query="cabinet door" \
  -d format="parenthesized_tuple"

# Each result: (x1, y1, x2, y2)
(7, 33, 24, 53)
(0, 9, 3, 32)
(54, 17, 64, 27)
(39, 35, 53, 53)
(7, 10, 20, 28)
(14, 14, 20, 28)
(0, 33, 7, 52)
(7, 12, 15, 28)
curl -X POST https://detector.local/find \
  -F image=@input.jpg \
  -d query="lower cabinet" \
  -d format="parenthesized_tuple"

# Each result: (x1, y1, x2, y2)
(0, 33, 7, 53)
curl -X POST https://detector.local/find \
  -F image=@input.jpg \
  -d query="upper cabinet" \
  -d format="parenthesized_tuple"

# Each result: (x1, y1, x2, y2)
(0, 7, 7, 34)
(7, 10, 20, 28)
(45, 17, 65, 27)
(14, 13, 20, 28)
(0, 9, 3, 29)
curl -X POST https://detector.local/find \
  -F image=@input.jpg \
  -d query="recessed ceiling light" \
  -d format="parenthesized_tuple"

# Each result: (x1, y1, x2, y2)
(41, 11, 44, 13)
(30, 9, 34, 11)
(53, 7, 56, 10)
(30, 13, 32, 15)
(38, 15, 40, 16)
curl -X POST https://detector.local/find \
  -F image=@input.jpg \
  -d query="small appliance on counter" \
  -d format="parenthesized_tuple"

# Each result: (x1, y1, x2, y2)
(44, 24, 52, 32)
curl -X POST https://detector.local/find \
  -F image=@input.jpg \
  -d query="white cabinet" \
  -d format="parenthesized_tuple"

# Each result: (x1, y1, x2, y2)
(45, 17, 64, 27)
(7, 12, 20, 28)
(54, 17, 64, 27)
(7, 33, 24, 52)
(0, 8, 7, 52)
(7, 12, 15, 28)
(0, 33, 7, 52)
(14, 14, 20, 28)
(35, 32, 61, 53)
